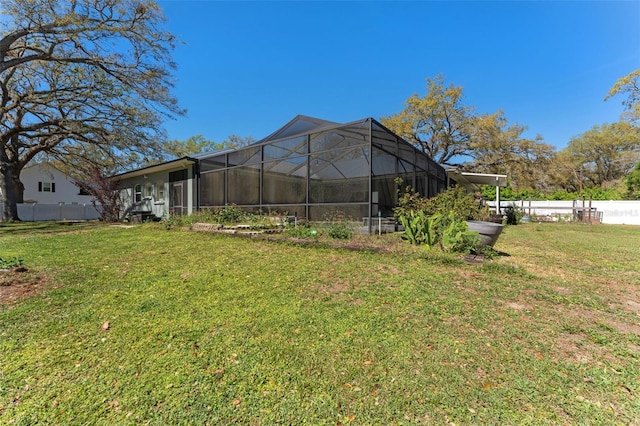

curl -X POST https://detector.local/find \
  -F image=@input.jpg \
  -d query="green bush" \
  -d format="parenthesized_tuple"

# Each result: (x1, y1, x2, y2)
(162, 205, 251, 230)
(394, 183, 482, 252)
(504, 205, 523, 225)
(322, 211, 354, 240)
(211, 204, 247, 224)
(422, 186, 491, 221)
(395, 182, 490, 223)
(161, 212, 183, 230)
(326, 221, 354, 240)
(439, 213, 480, 253)
(0, 256, 24, 269)
(285, 221, 318, 239)
(397, 210, 479, 253)
(397, 210, 435, 246)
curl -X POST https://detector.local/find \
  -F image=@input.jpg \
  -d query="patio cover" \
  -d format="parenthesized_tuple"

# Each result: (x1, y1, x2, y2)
(446, 170, 508, 213)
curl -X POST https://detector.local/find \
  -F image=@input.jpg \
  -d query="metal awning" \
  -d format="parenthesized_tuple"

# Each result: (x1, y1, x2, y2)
(446, 170, 507, 190)
(446, 169, 508, 214)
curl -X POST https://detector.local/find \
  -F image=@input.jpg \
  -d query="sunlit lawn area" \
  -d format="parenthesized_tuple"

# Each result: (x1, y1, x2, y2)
(1, 222, 639, 424)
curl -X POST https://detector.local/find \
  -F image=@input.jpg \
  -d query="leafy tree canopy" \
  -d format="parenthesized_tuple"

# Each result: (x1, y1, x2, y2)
(0, 0, 182, 221)
(164, 135, 229, 159)
(606, 69, 640, 124)
(382, 75, 555, 190)
(466, 113, 555, 191)
(163, 134, 257, 159)
(561, 122, 640, 188)
(380, 75, 481, 166)
(625, 162, 640, 199)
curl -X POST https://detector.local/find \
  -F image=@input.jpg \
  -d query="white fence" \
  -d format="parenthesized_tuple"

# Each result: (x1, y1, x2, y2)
(490, 200, 640, 226)
(17, 203, 101, 222)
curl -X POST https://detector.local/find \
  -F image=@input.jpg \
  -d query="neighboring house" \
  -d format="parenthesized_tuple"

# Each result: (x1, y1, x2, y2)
(21, 163, 93, 205)
(115, 115, 450, 230)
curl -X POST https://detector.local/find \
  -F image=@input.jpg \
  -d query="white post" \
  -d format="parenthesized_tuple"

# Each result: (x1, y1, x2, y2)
(495, 177, 500, 216)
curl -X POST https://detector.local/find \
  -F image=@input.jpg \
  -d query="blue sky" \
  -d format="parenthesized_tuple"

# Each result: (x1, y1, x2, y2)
(158, 1, 639, 151)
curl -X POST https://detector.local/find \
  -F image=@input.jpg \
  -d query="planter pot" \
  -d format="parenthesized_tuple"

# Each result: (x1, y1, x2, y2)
(466, 220, 504, 247)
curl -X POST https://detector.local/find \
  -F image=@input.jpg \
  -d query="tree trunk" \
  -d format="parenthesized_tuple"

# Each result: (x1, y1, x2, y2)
(11, 170, 24, 203)
(0, 161, 21, 221)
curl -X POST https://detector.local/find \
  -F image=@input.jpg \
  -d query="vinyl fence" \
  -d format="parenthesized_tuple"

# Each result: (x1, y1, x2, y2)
(17, 203, 101, 222)
(491, 200, 640, 226)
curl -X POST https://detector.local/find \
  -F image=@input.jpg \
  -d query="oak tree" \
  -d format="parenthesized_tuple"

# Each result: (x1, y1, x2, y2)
(383, 75, 556, 191)
(163, 134, 256, 159)
(380, 75, 481, 166)
(606, 69, 640, 124)
(625, 162, 640, 199)
(467, 113, 556, 191)
(0, 0, 182, 221)
(561, 122, 640, 188)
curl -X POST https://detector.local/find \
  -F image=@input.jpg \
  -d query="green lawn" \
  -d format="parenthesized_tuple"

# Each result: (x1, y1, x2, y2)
(1, 222, 639, 424)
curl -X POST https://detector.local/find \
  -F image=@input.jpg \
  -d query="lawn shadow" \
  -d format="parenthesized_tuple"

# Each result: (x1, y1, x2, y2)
(0, 221, 96, 235)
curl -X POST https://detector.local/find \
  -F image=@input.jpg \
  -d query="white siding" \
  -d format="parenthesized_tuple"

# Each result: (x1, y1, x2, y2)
(21, 163, 93, 205)
(119, 172, 170, 219)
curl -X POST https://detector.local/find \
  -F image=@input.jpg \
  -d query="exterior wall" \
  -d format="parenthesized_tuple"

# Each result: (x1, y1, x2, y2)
(119, 172, 171, 219)
(21, 163, 93, 205)
(493, 200, 640, 226)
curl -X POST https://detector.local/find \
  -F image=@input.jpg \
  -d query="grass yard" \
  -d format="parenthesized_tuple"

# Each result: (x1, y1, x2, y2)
(1, 222, 639, 424)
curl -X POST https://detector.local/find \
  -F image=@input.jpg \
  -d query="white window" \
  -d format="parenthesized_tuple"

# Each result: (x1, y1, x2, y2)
(134, 184, 142, 203)
(156, 180, 165, 200)
(145, 182, 153, 198)
(38, 182, 55, 192)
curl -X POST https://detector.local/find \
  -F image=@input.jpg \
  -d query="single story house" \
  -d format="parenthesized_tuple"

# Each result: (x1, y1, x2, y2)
(115, 115, 453, 229)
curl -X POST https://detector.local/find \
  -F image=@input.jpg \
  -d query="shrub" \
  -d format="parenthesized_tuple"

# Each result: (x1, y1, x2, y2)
(397, 210, 479, 253)
(394, 183, 483, 253)
(326, 221, 354, 240)
(0, 256, 24, 269)
(422, 186, 491, 222)
(285, 220, 318, 239)
(395, 182, 490, 223)
(212, 205, 247, 224)
(161, 212, 183, 230)
(504, 205, 523, 225)
(322, 211, 354, 240)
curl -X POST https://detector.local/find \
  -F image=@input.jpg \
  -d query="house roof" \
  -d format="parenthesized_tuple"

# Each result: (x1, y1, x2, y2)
(113, 115, 442, 183)
(254, 115, 340, 144)
(446, 170, 508, 189)
(112, 157, 197, 180)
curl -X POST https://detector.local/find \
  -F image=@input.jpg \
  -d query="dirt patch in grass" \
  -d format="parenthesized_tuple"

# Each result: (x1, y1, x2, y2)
(555, 333, 600, 364)
(603, 280, 640, 316)
(549, 302, 639, 365)
(505, 301, 531, 311)
(0, 268, 51, 306)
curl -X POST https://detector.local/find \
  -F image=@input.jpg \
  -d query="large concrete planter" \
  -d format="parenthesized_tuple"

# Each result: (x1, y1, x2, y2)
(466, 220, 504, 247)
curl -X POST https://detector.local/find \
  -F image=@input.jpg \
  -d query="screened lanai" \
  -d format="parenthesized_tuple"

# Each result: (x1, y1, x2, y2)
(196, 115, 447, 229)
